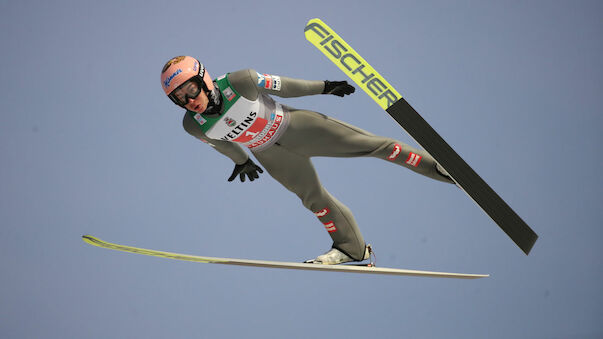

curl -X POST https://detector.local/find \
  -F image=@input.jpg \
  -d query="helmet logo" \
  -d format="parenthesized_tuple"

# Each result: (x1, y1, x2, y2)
(163, 69, 182, 88)
(223, 117, 236, 127)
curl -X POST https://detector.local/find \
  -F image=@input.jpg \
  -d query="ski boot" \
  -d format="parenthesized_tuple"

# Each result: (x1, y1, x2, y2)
(305, 245, 374, 265)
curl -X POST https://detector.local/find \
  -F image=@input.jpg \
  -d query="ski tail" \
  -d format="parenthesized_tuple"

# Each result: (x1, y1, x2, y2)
(386, 99, 538, 254)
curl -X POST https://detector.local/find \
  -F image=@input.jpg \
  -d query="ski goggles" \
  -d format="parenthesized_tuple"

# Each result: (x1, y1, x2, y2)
(167, 75, 205, 107)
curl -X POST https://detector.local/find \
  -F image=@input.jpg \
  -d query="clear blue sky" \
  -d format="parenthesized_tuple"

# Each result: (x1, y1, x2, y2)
(1, 1, 601, 338)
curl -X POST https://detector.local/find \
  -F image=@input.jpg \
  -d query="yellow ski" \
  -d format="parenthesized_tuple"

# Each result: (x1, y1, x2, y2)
(83, 235, 488, 279)
(305, 18, 538, 254)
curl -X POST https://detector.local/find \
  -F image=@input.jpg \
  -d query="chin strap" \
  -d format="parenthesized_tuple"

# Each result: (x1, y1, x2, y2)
(203, 86, 223, 116)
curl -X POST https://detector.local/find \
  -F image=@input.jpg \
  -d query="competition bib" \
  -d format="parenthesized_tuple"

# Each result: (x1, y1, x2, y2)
(188, 73, 288, 150)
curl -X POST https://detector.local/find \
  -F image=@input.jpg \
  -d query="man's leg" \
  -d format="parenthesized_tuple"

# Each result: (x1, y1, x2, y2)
(279, 110, 454, 183)
(253, 145, 367, 261)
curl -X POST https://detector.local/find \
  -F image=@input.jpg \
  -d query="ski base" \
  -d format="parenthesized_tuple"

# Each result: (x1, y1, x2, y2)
(385, 98, 538, 254)
(83, 235, 488, 279)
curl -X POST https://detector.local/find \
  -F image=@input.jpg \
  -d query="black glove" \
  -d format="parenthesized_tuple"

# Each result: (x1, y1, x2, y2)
(228, 158, 264, 182)
(322, 80, 355, 97)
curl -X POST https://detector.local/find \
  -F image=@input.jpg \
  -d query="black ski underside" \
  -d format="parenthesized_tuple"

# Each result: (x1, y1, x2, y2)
(386, 98, 538, 254)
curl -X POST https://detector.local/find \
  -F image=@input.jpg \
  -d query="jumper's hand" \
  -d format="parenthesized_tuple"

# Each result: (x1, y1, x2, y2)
(323, 80, 355, 97)
(228, 158, 264, 182)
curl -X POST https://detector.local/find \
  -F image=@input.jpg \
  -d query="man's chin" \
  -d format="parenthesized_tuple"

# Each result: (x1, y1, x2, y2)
(187, 105, 205, 113)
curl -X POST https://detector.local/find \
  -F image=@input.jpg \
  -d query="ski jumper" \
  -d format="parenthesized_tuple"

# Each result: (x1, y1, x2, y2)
(182, 69, 453, 260)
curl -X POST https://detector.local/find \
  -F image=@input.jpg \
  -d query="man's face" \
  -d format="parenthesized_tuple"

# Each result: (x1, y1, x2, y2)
(183, 87, 208, 113)
(171, 79, 208, 113)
